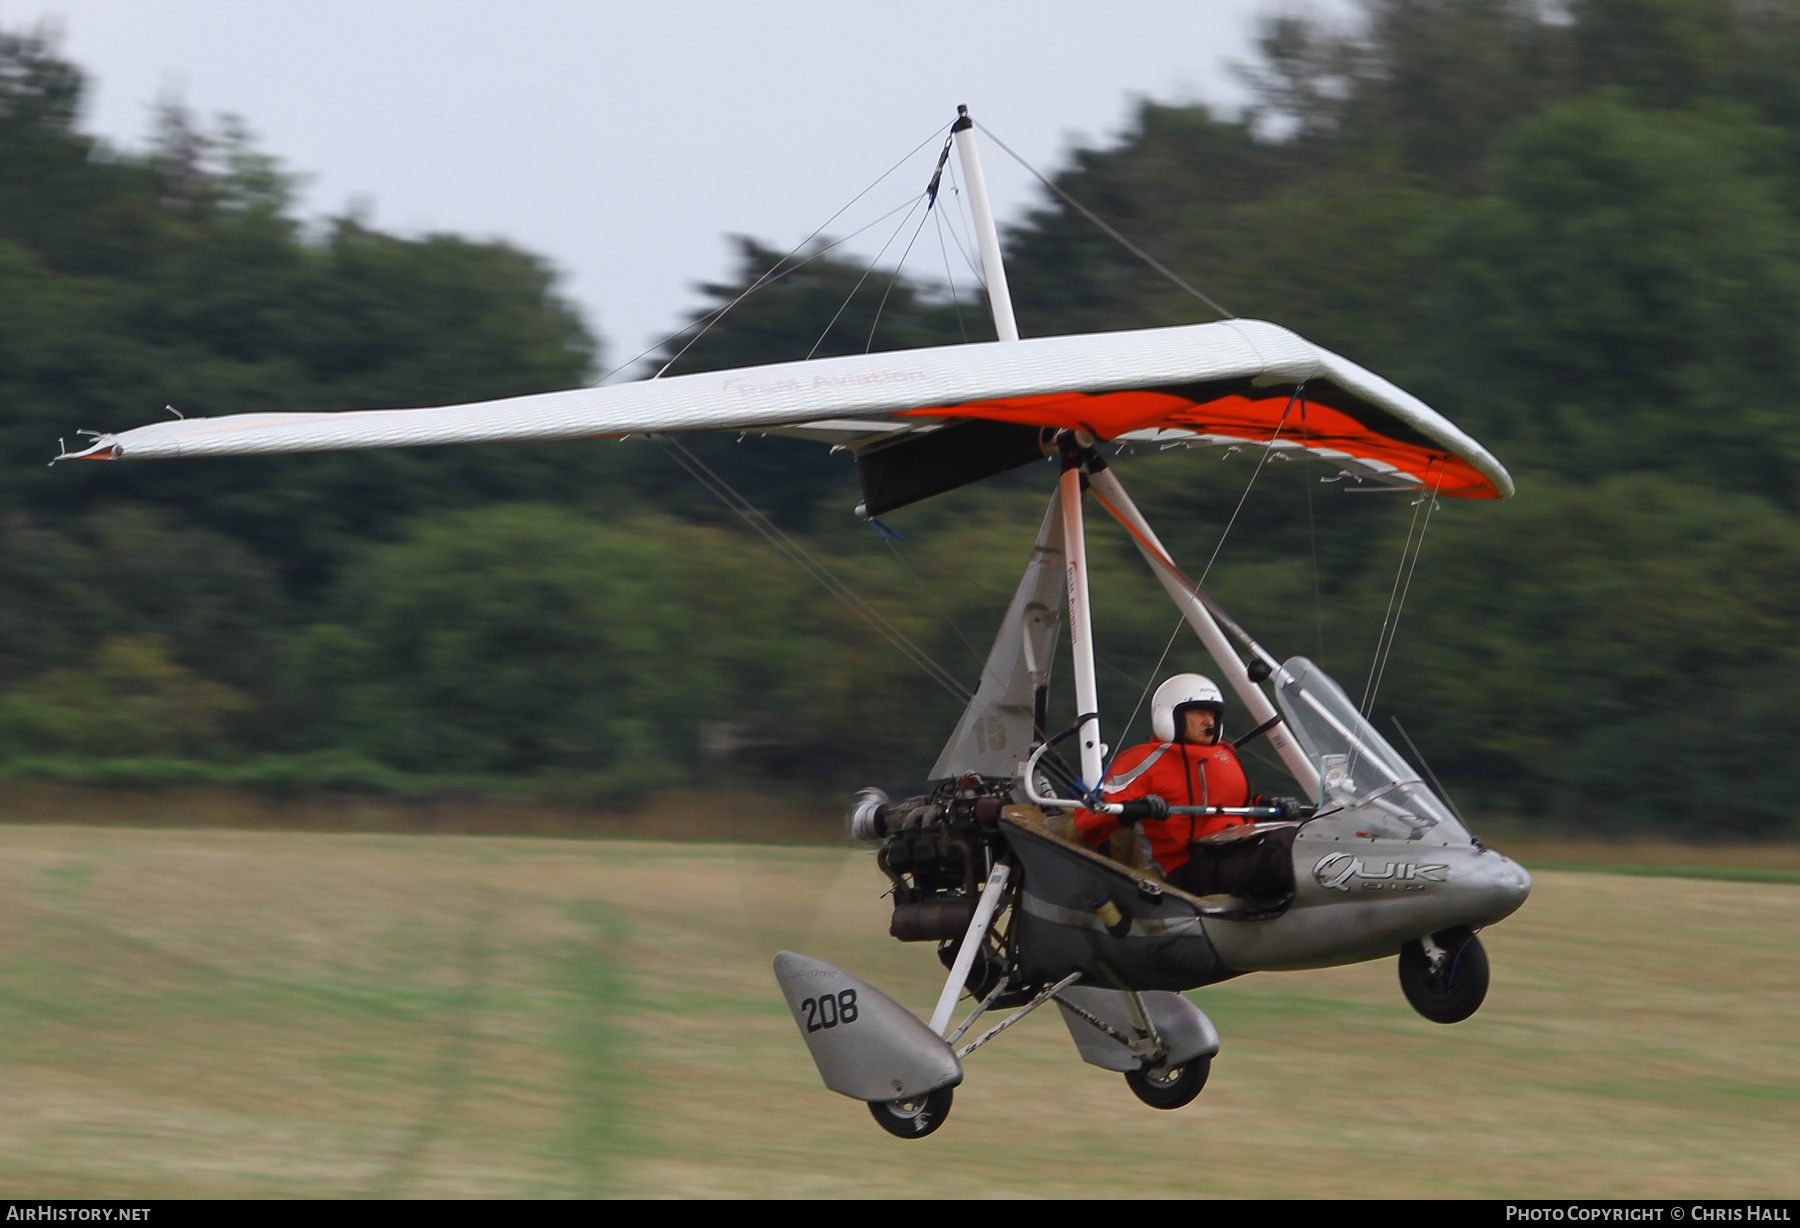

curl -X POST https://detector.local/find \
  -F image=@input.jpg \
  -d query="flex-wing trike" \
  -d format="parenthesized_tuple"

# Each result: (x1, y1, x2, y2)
(772, 436, 1532, 1139)
(50, 106, 1533, 1143)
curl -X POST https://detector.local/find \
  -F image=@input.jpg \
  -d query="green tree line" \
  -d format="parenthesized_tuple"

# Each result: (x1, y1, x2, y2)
(0, 4, 1796, 838)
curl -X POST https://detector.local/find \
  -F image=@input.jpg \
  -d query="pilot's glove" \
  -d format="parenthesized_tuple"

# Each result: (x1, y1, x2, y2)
(1117, 794, 1170, 821)
(1271, 797, 1317, 821)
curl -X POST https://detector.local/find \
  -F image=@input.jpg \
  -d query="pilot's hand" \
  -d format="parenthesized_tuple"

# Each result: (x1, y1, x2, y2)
(1118, 794, 1170, 821)
(1271, 797, 1317, 821)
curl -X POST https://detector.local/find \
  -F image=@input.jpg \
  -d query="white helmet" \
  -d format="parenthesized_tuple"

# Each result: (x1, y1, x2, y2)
(1152, 673, 1224, 743)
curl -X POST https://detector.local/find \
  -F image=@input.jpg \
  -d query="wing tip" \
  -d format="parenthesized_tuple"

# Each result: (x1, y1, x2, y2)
(54, 436, 121, 463)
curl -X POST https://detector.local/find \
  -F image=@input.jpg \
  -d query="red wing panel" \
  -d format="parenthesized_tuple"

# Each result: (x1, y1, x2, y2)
(900, 387, 1499, 499)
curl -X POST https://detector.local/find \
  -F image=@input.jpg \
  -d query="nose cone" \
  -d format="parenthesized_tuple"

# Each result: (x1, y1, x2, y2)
(1462, 850, 1532, 927)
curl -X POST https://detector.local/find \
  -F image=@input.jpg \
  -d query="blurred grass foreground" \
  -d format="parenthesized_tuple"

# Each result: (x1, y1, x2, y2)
(0, 819, 1794, 1198)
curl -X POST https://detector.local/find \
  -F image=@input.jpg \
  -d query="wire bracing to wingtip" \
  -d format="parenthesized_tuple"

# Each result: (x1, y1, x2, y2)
(652, 433, 973, 706)
(1359, 465, 1447, 721)
(588, 121, 951, 387)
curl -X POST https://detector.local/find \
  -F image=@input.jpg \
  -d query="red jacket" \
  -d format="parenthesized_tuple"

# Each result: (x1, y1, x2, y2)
(1074, 740, 1250, 873)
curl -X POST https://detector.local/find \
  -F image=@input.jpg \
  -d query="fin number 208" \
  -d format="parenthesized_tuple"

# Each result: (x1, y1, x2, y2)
(801, 990, 860, 1033)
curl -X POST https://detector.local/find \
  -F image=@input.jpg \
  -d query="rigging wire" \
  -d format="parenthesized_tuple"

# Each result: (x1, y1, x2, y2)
(917, 134, 971, 344)
(938, 152, 988, 290)
(617, 122, 950, 384)
(934, 207, 970, 343)
(669, 193, 928, 375)
(816, 129, 967, 360)
(650, 433, 973, 705)
(594, 191, 939, 387)
(1390, 715, 1471, 827)
(865, 186, 940, 352)
(876, 519, 1144, 690)
(805, 193, 929, 360)
(972, 120, 1234, 321)
(1359, 466, 1447, 719)
(608, 121, 1316, 759)
(1109, 387, 1305, 756)
(1358, 496, 1427, 718)
(636, 128, 982, 704)
(1306, 453, 1326, 662)
(1198, 390, 1305, 582)
(877, 533, 984, 665)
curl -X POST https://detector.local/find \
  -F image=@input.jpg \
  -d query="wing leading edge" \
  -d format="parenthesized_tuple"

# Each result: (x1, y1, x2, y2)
(57, 318, 1512, 503)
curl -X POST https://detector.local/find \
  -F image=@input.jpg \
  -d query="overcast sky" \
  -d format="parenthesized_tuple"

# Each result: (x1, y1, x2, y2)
(11, 1, 1338, 376)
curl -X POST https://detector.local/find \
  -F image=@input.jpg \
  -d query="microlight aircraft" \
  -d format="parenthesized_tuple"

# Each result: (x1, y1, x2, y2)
(58, 108, 1530, 1138)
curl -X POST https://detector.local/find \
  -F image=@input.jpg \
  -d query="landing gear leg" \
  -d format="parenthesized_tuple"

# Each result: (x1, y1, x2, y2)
(867, 1086, 954, 1138)
(928, 862, 1012, 1035)
(1398, 925, 1489, 1023)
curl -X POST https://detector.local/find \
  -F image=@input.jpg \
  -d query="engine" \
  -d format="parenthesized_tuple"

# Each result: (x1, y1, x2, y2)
(850, 776, 1014, 943)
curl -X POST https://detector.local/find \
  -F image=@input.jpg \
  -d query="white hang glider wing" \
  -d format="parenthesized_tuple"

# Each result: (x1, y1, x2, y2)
(58, 317, 1513, 513)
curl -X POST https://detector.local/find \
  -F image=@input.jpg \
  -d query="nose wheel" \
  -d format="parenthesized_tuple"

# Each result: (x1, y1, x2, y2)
(1399, 925, 1489, 1023)
(867, 1086, 954, 1138)
(1124, 1055, 1211, 1109)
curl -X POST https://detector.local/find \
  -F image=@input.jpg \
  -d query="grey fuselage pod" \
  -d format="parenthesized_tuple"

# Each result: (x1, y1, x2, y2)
(1002, 816, 1530, 990)
(772, 951, 962, 1102)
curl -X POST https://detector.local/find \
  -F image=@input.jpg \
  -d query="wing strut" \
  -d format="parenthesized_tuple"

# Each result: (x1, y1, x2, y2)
(1058, 443, 1105, 791)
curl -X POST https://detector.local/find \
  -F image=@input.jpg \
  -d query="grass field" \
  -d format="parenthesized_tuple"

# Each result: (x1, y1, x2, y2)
(0, 823, 1795, 1198)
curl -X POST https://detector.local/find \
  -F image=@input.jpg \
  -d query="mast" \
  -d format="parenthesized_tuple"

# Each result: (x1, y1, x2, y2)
(955, 105, 1102, 791)
(952, 106, 1020, 343)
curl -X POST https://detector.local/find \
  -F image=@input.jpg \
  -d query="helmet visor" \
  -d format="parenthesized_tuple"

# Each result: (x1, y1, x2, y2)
(1173, 700, 1224, 744)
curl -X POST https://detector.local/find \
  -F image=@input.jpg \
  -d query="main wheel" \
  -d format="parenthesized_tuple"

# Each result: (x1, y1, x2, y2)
(1398, 925, 1489, 1023)
(867, 1086, 954, 1138)
(1124, 1055, 1211, 1110)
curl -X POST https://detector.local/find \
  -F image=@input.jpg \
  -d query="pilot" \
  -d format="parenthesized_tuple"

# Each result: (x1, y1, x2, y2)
(1073, 673, 1293, 899)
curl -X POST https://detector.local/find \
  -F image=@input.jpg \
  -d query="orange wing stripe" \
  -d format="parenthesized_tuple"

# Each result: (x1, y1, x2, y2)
(901, 390, 1497, 499)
